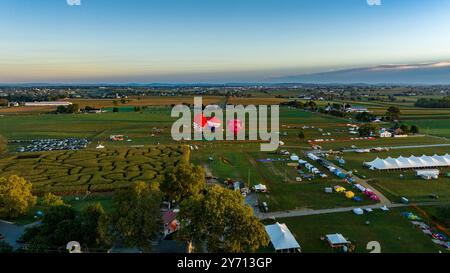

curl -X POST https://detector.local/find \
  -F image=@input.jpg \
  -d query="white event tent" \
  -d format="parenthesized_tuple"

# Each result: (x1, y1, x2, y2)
(364, 154, 450, 170)
(265, 223, 301, 252)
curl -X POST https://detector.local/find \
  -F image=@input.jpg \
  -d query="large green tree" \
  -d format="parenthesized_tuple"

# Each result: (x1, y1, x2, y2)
(162, 162, 205, 203)
(410, 125, 420, 134)
(0, 175, 37, 218)
(79, 203, 106, 247)
(355, 112, 375, 122)
(386, 106, 401, 121)
(177, 185, 269, 253)
(22, 205, 78, 252)
(41, 192, 66, 209)
(99, 181, 162, 251)
(0, 241, 13, 253)
(358, 123, 380, 137)
(22, 202, 106, 252)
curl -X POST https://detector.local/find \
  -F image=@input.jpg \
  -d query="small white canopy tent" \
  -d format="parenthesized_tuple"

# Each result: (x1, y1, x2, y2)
(265, 223, 301, 252)
(254, 184, 267, 192)
(307, 153, 320, 161)
(326, 234, 350, 248)
(353, 208, 364, 215)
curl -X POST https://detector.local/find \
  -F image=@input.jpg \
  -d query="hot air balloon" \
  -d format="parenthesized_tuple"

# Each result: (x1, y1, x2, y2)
(227, 119, 243, 136)
(193, 113, 207, 131)
(207, 116, 222, 133)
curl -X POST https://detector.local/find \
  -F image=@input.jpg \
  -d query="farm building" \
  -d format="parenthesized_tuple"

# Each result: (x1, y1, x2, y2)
(379, 128, 392, 138)
(265, 222, 301, 253)
(24, 101, 72, 106)
(364, 154, 450, 170)
(110, 135, 125, 141)
(345, 106, 369, 113)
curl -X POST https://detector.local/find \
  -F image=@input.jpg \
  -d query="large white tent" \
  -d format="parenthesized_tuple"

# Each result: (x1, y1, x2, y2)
(364, 154, 450, 170)
(265, 222, 301, 252)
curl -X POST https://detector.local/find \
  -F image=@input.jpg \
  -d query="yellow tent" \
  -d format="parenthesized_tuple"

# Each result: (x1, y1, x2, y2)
(346, 191, 355, 199)
(335, 187, 346, 193)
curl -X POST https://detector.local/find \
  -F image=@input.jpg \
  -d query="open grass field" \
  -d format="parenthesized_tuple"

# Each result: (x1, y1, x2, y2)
(0, 106, 58, 115)
(191, 142, 375, 211)
(1, 103, 449, 211)
(334, 146, 450, 202)
(263, 208, 442, 253)
(318, 135, 450, 150)
(0, 146, 188, 195)
(68, 96, 225, 108)
(0, 107, 176, 147)
(227, 97, 288, 105)
(404, 119, 450, 138)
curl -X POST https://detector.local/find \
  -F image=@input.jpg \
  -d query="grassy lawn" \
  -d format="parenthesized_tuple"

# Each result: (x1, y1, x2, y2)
(404, 119, 450, 138)
(10, 194, 114, 226)
(263, 208, 442, 253)
(319, 135, 450, 151)
(1, 104, 449, 212)
(191, 142, 375, 211)
(0, 107, 176, 146)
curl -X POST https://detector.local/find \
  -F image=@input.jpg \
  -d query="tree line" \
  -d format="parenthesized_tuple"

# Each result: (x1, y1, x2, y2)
(415, 97, 450, 108)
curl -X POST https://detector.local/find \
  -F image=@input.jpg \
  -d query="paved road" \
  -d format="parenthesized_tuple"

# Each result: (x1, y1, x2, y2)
(0, 220, 39, 249)
(257, 201, 450, 220)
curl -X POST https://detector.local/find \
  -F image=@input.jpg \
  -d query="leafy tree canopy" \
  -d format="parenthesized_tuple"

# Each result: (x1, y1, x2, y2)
(177, 185, 269, 253)
(0, 175, 37, 219)
(162, 162, 205, 203)
(99, 181, 163, 251)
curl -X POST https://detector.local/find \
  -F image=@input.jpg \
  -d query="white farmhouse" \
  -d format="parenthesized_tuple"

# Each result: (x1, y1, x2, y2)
(379, 128, 392, 138)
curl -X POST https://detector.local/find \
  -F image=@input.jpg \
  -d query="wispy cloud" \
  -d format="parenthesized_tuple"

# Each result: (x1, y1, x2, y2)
(368, 62, 450, 71)
(67, 0, 81, 6)
(367, 0, 382, 6)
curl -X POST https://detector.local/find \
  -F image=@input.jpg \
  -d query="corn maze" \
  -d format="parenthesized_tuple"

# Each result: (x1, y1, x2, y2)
(0, 145, 188, 194)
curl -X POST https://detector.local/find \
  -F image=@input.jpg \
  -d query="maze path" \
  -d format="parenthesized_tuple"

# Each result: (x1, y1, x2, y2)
(0, 145, 187, 194)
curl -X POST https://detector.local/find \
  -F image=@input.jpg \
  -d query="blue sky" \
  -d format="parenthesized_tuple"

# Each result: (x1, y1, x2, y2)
(1, 0, 450, 83)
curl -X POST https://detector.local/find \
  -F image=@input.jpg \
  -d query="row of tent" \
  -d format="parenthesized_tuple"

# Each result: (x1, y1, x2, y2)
(299, 159, 322, 176)
(307, 153, 348, 179)
(364, 154, 450, 170)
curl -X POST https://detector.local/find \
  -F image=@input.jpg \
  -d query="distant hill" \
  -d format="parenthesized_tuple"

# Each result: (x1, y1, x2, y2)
(278, 62, 450, 85)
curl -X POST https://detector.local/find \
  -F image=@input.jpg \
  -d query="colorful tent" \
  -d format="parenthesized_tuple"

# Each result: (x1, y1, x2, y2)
(345, 191, 355, 199)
